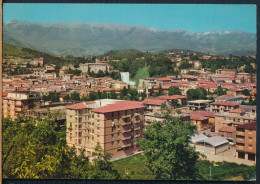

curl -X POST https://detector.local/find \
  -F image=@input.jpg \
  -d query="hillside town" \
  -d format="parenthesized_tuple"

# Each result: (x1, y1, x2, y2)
(3, 49, 257, 169)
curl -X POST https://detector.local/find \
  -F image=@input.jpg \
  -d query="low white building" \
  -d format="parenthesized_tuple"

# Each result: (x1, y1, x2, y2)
(191, 134, 229, 155)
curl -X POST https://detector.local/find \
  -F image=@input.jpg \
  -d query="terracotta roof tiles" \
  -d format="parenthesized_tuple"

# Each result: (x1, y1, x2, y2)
(91, 101, 144, 113)
(236, 121, 256, 130)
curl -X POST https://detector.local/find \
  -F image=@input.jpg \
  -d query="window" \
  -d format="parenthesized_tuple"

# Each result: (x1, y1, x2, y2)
(112, 112, 114, 117)
(125, 110, 127, 115)
(112, 134, 114, 139)
(117, 140, 120, 145)
(117, 111, 120, 116)
(112, 142, 114, 146)
(118, 133, 120, 137)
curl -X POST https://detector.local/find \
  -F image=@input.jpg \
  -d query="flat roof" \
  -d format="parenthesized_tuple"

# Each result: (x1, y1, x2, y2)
(187, 100, 213, 103)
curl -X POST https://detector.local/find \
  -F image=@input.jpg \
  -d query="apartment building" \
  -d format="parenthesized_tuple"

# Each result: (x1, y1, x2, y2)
(210, 101, 239, 113)
(216, 69, 237, 75)
(214, 108, 256, 133)
(236, 121, 256, 162)
(3, 91, 41, 120)
(66, 100, 145, 159)
(190, 111, 215, 131)
(79, 63, 110, 73)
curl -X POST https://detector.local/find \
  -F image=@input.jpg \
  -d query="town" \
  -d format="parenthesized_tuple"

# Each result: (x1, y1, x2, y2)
(2, 45, 257, 180)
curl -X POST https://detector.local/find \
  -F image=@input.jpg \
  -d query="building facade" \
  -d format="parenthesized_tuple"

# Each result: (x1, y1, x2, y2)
(236, 121, 256, 162)
(3, 91, 41, 120)
(66, 100, 145, 159)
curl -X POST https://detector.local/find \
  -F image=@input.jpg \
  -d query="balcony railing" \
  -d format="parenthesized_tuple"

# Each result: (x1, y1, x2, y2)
(121, 143, 131, 148)
(121, 128, 132, 133)
(123, 121, 132, 125)
(122, 114, 131, 118)
(236, 145, 245, 151)
(236, 138, 245, 143)
(134, 113, 141, 116)
(121, 136, 131, 140)
(236, 131, 245, 136)
(134, 127, 141, 130)
(134, 134, 141, 138)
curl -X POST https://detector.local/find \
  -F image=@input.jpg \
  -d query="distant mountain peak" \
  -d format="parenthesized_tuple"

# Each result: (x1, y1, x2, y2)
(3, 20, 256, 57)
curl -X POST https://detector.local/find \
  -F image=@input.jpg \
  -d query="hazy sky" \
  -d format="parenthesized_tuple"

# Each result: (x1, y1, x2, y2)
(3, 4, 256, 33)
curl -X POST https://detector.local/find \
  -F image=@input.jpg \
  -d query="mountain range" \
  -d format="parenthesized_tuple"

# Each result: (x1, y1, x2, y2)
(3, 20, 256, 57)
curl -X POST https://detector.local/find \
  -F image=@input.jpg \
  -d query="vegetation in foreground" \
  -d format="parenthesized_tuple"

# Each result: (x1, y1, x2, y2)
(2, 116, 125, 179)
(113, 154, 256, 181)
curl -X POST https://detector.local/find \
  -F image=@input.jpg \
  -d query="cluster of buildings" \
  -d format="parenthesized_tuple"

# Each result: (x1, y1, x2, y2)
(2, 54, 257, 164)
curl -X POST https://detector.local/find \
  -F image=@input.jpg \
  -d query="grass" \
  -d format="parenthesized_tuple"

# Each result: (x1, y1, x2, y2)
(132, 67, 149, 86)
(112, 154, 155, 180)
(113, 154, 256, 181)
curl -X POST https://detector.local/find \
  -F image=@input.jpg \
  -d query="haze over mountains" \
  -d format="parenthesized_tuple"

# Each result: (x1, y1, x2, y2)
(3, 20, 256, 57)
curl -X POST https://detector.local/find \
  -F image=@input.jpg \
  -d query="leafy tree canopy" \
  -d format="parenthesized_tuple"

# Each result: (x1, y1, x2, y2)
(137, 114, 202, 180)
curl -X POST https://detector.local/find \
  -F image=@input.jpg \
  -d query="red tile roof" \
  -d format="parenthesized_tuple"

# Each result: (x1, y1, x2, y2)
(190, 110, 215, 117)
(236, 121, 256, 130)
(157, 77, 171, 81)
(211, 101, 239, 107)
(219, 126, 236, 133)
(156, 95, 187, 100)
(66, 103, 88, 110)
(229, 108, 246, 114)
(2, 91, 9, 97)
(228, 88, 243, 92)
(142, 99, 166, 106)
(190, 114, 208, 121)
(91, 101, 144, 113)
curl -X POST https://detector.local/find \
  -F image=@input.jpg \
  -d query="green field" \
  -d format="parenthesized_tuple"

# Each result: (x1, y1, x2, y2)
(113, 154, 256, 181)
(132, 67, 150, 86)
(113, 154, 155, 180)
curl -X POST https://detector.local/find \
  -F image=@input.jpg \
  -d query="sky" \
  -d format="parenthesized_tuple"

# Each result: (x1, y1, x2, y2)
(3, 4, 256, 33)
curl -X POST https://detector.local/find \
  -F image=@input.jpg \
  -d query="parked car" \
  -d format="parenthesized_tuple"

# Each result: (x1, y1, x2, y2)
(210, 126, 215, 132)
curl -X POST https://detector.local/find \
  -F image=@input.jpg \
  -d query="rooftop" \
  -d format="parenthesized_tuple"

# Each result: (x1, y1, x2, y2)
(156, 95, 187, 100)
(91, 101, 144, 113)
(236, 121, 256, 130)
(142, 99, 166, 106)
(219, 126, 236, 133)
(210, 101, 239, 107)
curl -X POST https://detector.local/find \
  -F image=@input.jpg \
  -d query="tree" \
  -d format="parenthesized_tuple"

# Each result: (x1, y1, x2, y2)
(70, 92, 80, 101)
(214, 86, 226, 96)
(242, 89, 250, 96)
(120, 87, 128, 99)
(137, 115, 202, 180)
(187, 88, 207, 100)
(110, 90, 117, 99)
(169, 87, 182, 95)
(88, 145, 121, 179)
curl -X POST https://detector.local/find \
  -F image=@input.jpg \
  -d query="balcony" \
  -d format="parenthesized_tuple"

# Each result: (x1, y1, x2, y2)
(135, 120, 141, 123)
(236, 131, 245, 136)
(122, 114, 131, 118)
(134, 113, 141, 116)
(134, 126, 141, 130)
(15, 108, 22, 112)
(121, 136, 132, 140)
(15, 101, 22, 106)
(121, 143, 131, 148)
(123, 121, 132, 125)
(236, 145, 245, 151)
(134, 134, 141, 138)
(121, 128, 132, 133)
(236, 138, 245, 143)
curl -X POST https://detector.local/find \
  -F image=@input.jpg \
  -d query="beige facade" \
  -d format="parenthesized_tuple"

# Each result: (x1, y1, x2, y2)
(66, 100, 144, 159)
(236, 121, 256, 162)
(214, 111, 256, 133)
(79, 63, 110, 73)
(3, 92, 41, 120)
